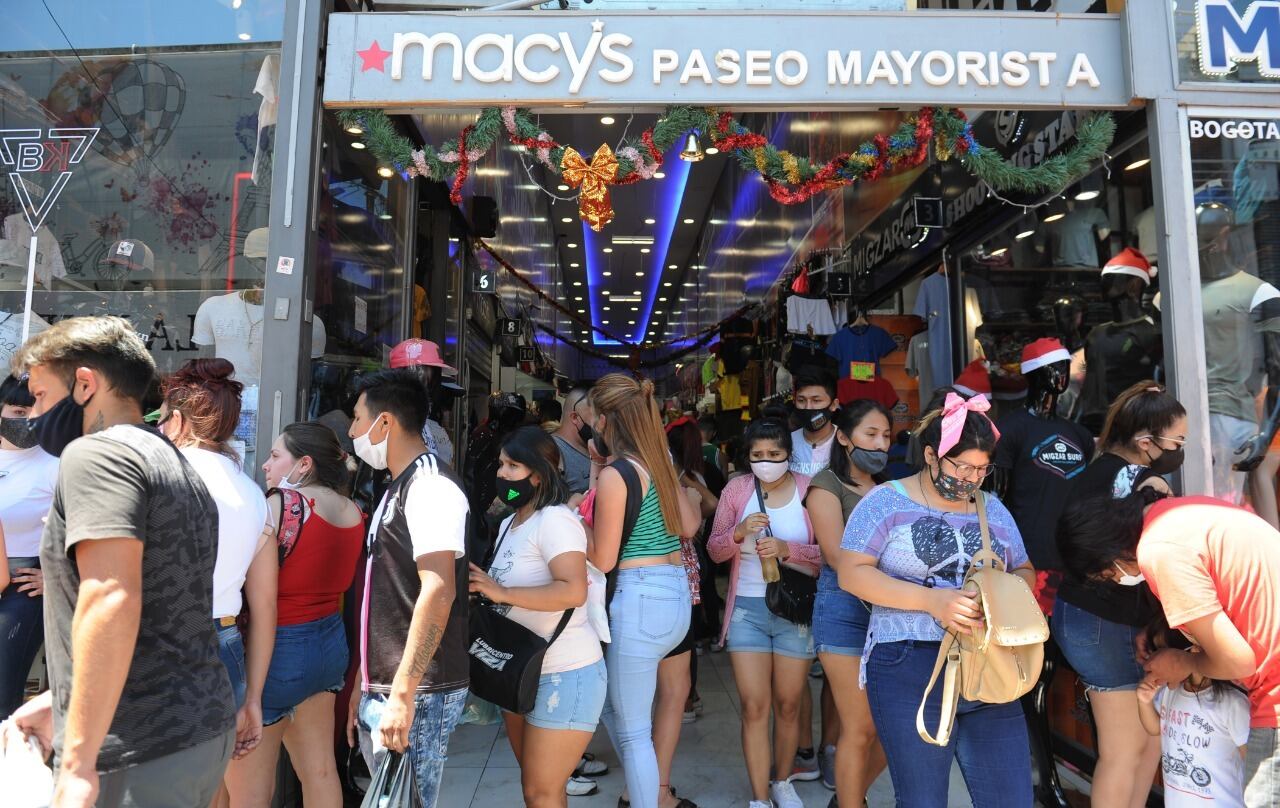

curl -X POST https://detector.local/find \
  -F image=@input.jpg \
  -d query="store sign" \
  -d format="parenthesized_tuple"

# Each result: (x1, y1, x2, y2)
(1190, 118, 1280, 138)
(1195, 0, 1280, 79)
(0, 128, 98, 230)
(472, 265, 497, 293)
(325, 12, 1130, 108)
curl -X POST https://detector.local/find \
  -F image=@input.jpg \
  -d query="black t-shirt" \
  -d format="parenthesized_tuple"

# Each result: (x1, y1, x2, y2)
(1055, 452, 1161, 626)
(994, 408, 1094, 570)
(720, 315, 756, 374)
(1079, 318, 1163, 434)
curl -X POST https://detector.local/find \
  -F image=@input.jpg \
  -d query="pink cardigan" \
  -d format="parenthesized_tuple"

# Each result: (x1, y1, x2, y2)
(707, 472, 821, 646)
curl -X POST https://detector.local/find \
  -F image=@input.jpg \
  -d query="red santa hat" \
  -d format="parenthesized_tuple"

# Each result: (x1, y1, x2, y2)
(952, 360, 992, 397)
(1101, 247, 1155, 285)
(1020, 337, 1072, 375)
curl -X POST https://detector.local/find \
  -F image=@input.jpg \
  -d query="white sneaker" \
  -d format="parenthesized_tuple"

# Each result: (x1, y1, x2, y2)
(565, 775, 598, 797)
(770, 779, 805, 808)
(748, 801, 774, 808)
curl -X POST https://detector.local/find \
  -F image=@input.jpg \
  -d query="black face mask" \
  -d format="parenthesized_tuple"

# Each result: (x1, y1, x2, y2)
(1145, 444, 1185, 476)
(795, 406, 831, 432)
(850, 447, 889, 475)
(497, 475, 538, 509)
(28, 392, 90, 458)
(0, 416, 38, 450)
(583, 419, 610, 459)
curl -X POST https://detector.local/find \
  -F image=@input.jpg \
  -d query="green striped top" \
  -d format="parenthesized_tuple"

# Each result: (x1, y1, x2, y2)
(619, 482, 681, 560)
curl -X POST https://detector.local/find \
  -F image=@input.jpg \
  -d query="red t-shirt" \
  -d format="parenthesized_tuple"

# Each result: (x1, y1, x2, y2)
(1140, 496, 1280, 728)
(277, 510, 366, 626)
(836, 376, 899, 410)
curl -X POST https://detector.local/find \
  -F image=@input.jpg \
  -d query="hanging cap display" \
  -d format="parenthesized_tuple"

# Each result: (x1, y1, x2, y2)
(104, 239, 155, 273)
(243, 227, 269, 259)
(952, 360, 992, 397)
(389, 338, 457, 375)
(1101, 247, 1155, 285)
(1020, 337, 1072, 375)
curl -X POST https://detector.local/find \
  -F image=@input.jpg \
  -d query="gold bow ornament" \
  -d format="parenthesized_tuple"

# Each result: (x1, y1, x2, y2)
(560, 143, 619, 232)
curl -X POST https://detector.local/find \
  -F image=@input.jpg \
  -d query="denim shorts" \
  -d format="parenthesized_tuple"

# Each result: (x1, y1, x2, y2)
(216, 622, 247, 710)
(511, 658, 607, 733)
(262, 612, 348, 725)
(1051, 600, 1144, 692)
(726, 595, 815, 659)
(813, 589, 872, 657)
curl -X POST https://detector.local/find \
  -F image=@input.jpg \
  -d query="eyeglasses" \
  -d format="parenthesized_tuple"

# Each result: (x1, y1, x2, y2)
(941, 456, 996, 479)
(1137, 434, 1186, 448)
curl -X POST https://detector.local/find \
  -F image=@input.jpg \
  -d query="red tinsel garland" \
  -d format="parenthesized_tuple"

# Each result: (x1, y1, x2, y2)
(451, 125, 475, 205)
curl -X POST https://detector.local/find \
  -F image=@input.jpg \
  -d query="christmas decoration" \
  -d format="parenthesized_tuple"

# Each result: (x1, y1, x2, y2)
(560, 143, 619, 231)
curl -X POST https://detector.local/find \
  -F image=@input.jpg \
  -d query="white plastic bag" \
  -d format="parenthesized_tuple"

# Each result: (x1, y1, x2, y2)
(0, 720, 53, 808)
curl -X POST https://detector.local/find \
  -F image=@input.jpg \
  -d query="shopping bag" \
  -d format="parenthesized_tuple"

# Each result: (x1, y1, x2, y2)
(359, 751, 422, 808)
(0, 720, 54, 808)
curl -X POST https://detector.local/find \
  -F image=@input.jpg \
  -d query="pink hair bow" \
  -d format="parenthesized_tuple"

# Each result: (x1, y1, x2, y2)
(938, 392, 1000, 457)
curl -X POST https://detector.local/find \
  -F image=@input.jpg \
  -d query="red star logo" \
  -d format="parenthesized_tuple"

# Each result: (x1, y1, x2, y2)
(357, 41, 391, 72)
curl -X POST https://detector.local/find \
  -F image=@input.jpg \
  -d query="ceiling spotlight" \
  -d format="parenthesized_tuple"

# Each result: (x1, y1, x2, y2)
(1074, 190, 1100, 201)
(351, 141, 367, 150)
(345, 124, 363, 135)
(644, 218, 656, 225)
(1125, 158, 1150, 171)
(601, 116, 615, 125)
(377, 166, 395, 178)
(573, 281, 582, 286)
(668, 264, 677, 269)
(602, 320, 610, 325)
(636, 271, 645, 277)
(603, 272, 612, 278)
(659, 296, 668, 302)
(603, 306, 611, 311)
(567, 242, 578, 248)
(578, 309, 586, 314)
(602, 247, 613, 254)
(679, 134, 705, 162)
(990, 246, 1009, 256)
(628, 320, 636, 325)
(378, 213, 392, 220)
(557, 184, 570, 191)
(561, 217, 573, 223)
(1015, 228, 1035, 240)
(663, 281, 673, 287)
(574, 296, 583, 301)
(569, 262, 579, 268)
(705, 146, 719, 155)
(641, 247, 651, 254)
(654, 171, 666, 179)
(603, 290, 611, 295)
(683, 218, 694, 224)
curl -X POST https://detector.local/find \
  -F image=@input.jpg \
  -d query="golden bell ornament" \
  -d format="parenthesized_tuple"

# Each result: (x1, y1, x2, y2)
(679, 134, 705, 162)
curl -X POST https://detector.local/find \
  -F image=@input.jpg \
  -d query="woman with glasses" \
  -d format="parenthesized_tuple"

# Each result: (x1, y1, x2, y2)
(839, 394, 1036, 806)
(1053, 382, 1187, 808)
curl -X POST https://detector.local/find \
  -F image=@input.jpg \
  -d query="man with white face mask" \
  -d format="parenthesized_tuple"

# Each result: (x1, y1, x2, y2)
(346, 370, 469, 808)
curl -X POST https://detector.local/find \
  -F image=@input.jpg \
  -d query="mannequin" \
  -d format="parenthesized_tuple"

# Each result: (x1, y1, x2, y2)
(992, 338, 1094, 808)
(1078, 249, 1162, 434)
(1197, 203, 1280, 506)
(1037, 198, 1111, 267)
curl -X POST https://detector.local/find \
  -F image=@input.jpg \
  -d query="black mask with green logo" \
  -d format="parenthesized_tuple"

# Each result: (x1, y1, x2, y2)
(497, 474, 538, 509)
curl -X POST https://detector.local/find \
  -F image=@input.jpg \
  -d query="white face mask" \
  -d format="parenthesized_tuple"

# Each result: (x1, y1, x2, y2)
(1114, 561, 1146, 587)
(751, 459, 789, 484)
(277, 460, 305, 491)
(353, 416, 389, 470)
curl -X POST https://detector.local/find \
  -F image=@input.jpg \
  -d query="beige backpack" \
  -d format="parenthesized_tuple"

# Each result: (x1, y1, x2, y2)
(916, 492, 1049, 747)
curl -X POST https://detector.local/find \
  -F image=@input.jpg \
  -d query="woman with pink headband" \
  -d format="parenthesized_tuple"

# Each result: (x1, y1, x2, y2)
(838, 393, 1037, 806)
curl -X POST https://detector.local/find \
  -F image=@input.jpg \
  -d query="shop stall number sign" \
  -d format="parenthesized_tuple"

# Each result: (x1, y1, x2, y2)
(518, 346, 537, 363)
(473, 266, 497, 293)
(499, 318, 519, 336)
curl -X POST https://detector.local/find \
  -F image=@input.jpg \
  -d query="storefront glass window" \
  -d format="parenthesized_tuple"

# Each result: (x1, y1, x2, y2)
(1187, 113, 1280, 518)
(3, 1, 285, 53)
(1, 45, 282, 464)
(1175, 0, 1280, 85)
(307, 114, 411, 424)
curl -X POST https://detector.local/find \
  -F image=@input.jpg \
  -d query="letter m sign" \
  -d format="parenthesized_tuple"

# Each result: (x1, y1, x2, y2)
(1198, 0, 1280, 79)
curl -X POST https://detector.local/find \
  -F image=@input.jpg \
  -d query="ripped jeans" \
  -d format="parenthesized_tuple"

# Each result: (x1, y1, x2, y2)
(601, 565, 692, 808)
(0, 557, 42, 718)
(514, 658, 607, 732)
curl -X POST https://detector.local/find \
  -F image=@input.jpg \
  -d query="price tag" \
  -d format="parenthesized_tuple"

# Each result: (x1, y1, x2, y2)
(850, 361, 875, 382)
(472, 267, 497, 294)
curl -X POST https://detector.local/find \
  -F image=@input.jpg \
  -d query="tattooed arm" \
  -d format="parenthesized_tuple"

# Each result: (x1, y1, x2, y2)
(380, 549, 456, 753)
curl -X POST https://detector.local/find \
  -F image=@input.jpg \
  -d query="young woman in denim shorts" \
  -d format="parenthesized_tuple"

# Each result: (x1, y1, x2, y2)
(1054, 382, 1186, 808)
(468, 426, 607, 807)
(806, 401, 892, 808)
(227, 422, 365, 808)
(708, 419, 821, 808)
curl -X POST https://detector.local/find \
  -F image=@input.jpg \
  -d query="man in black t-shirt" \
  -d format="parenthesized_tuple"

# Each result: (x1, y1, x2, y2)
(9, 316, 234, 808)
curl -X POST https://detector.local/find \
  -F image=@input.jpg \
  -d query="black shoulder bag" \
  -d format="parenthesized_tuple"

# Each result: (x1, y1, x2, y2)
(756, 476, 818, 626)
(603, 458, 644, 609)
(467, 515, 574, 714)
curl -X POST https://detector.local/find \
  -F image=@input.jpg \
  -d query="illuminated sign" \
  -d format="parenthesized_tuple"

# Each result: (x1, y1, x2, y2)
(0, 128, 99, 230)
(1197, 0, 1280, 79)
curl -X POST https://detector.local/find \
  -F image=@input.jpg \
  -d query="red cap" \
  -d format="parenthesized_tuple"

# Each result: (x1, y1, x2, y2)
(1102, 247, 1155, 285)
(1020, 338, 1072, 374)
(952, 360, 992, 397)
(389, 339, 457, 374)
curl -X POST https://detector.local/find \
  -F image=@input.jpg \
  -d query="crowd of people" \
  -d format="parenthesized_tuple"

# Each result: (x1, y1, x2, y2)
(0, 315, 1278, 808)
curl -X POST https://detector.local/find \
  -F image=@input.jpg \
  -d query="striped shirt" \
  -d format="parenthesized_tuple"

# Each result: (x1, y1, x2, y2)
(619, 483, 682, 560)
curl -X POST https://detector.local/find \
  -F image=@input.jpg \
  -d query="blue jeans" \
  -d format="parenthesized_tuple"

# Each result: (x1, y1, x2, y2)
(866, 640, 1034, 808)
(1051, 600, 1144, 692)
(726, 595, 815, 659)
(262, 612, 348, 725)
(216, 623, 247, 710)
(0, 557, 42, 719)
(601, 565, 691, 808)
(357, 687, 467, 808)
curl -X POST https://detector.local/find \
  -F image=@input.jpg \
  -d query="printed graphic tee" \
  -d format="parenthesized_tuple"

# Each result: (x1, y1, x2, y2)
(1152, 684, 1250, 807)
(993, 408, 1094, 570)
(790, 427, 836, 476)
(825, 324, 898, 378)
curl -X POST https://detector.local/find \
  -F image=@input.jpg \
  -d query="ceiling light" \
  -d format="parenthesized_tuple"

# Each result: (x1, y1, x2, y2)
(612, 236, 654, 245)
(1125, 158, 1150, 171)
(601, 116, 615, 125)
(663, 281, 673, 287)
(654, 171, 666, 179)
(574, 296, 583, 301)
(1074, 190, 1100, 201)
(351, 141, 366, 150)
(631, 306, 639, 311)
(557, 184, 570, 191)
(640, 248, 651, 254)
(378, 213, 392, 220)
(683, 218, 695, 224)
(636, 271, 645, 277)
(573, 281, 582, 286)
(603, 290, 611, 295)
(659, 296, 668, 302)
(602, 247, 613, 254)
(602, 320, 610, 325)
(684, 282, 696, 287)
(604, 306, 611, 311)
(668, 264, 677, 269)
(377, 166, 394, 178)
(603, 272, 612, 278)
(345, 124, 363, 135)
(628, 320, 636, 325)
(567, 242, 578, 248)
(644, 218, 656, 225)
(1043, 211, 1066, 222)
(633, 290, 641, 295)
(578, 309, 586, 313)
(1015, 229, 1035, 240)
(706, 146, 720, 155)
(990, 247, 1009, 256)
(569, 262, 579, 268)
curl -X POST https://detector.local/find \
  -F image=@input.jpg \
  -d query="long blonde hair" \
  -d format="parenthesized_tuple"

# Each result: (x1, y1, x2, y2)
(590, 373, 683, 534)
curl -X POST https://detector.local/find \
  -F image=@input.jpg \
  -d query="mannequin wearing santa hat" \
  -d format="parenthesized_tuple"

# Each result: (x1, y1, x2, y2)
(1196, 203, 1280, 509)
(1078, 247, 1163, 434)
(991, 338, 1094, 808)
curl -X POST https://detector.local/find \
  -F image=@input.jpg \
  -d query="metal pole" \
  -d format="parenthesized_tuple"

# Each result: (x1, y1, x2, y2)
(20, 235, 36, 343)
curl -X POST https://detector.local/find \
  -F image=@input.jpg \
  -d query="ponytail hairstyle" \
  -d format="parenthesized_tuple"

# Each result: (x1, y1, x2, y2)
(162, 358, 244, 463)
(829, 399, 893, 486)
(915, 401, 999, 462)
(280, 422, 351, 493)
(1098, 382, 1187, 454)
(590, 373, 684, 534)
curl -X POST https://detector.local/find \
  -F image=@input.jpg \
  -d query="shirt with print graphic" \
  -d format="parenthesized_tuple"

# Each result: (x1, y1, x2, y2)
(41, 425, 234, 773)
(841, 482, 1028, 683)
(1152, 683, 1250, 807)
(994, 408, 1094, 570)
